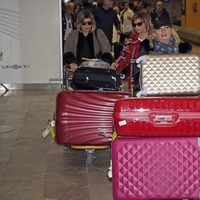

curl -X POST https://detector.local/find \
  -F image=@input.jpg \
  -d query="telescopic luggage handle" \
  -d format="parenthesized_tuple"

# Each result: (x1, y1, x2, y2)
(130, 46, 137, 97)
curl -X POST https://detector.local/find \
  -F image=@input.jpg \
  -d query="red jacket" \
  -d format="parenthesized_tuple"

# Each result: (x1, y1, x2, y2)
(116, 32, 141, 72)
(116, 33, 141, 89)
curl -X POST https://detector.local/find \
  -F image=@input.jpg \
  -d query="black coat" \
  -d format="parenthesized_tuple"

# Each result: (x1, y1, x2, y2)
(150, 7, 170, 26)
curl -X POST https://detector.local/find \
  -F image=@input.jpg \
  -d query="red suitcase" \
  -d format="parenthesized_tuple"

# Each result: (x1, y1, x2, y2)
(112, 137, 200, 200)
(114, 97, 200, 137)
(55, 90, 129, 145)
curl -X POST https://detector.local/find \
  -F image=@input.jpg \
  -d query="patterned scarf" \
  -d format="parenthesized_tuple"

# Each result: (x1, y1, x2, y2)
(154, 36, 179, 54)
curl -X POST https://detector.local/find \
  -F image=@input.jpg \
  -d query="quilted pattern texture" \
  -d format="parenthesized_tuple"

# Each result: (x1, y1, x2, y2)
(112, 137, 200, 200)
(141, 54, 200, 96)
(55, 90, 129, 145)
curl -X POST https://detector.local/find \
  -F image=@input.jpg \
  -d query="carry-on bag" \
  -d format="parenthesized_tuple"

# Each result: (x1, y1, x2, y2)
(139, 54, 200, 96)
(55, 90, 129, 145)
(113, 97, 200, 137)
(63, 59, 114, 89)
(71, 67, 123, 91)
(112, 137, 200, 200)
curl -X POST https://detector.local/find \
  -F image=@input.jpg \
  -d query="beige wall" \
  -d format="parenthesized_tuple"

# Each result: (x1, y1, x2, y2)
(184, 0, 200, 29)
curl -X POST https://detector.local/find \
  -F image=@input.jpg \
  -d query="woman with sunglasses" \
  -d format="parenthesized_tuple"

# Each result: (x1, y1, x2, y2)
(112, 12, 153, 94)
(64, 9, 113, 72)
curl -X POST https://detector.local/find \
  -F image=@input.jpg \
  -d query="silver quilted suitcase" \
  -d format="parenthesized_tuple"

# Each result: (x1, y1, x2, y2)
(140, 54, 200, 96)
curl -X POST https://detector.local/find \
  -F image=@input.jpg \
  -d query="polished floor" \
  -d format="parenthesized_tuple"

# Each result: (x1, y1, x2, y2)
(0, 44, 200, 200)
(0, 90, 113, 200)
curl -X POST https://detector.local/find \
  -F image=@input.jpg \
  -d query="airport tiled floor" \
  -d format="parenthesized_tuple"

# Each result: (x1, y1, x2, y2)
(0, 44, 200, 200)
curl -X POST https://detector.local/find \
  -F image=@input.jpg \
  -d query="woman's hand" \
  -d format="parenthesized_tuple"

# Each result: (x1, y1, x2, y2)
(69, 63, 78, 72)
(111, 62, 118, 70)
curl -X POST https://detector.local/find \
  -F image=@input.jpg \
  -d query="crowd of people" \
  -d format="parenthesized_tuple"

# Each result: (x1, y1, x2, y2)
(62, 0, 192, 93)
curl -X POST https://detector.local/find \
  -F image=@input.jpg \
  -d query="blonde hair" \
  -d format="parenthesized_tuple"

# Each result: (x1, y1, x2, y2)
(132, 12, 153, 33)
(152, 27, 181, 48)
(76, 10, 96, 33)
(172, 28, 181, 47)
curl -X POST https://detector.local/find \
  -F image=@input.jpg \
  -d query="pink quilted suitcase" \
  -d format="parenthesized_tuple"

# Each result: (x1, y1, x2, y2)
(112, 137, 200, 200)
(114, 97, 200, 137)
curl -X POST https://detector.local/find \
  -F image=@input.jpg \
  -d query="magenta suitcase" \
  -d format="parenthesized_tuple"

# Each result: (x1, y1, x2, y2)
(112, 137, 200, 200)
(114, 97, 200, 137)
(55, 90, 129, 145)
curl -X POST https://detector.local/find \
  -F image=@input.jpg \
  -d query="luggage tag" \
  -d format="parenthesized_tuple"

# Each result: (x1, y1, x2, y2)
(118, 120, 127, 126)
(112, 131, 117, 140)
(42, 120, 55, 139)
(42, 126, 51, 138)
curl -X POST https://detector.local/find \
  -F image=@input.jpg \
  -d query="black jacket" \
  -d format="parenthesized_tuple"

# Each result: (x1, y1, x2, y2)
(93, 6, 120, 44)
(150, 7, 170, 26)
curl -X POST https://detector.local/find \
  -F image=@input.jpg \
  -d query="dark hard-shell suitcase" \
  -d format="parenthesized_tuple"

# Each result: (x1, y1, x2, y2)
(140, 54, 200, 96)
(112, 137, 200, 200)
(114, 97, 200, 137)
(72, 67, 123, 91)
(55, 90, 129, 145)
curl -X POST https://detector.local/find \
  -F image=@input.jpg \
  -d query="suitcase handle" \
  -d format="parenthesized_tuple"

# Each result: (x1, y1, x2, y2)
(149, 113, 179, 127)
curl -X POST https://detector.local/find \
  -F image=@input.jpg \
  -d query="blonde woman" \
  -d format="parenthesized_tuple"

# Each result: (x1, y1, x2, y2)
(64, 10, 113, 72)
(152, 15, 192, 54)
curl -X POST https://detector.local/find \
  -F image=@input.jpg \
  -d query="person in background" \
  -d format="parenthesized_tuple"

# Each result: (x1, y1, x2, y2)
(112, 12, 153, 93)
(120, 2, 134, 43)
(150, 0, 170, 26)
(63, 2, 76, 43)
(138, 2, 151, 13)
(152, 14, 192, 54)
(73, 3, 82, 22)
(82, 0, 94, 11)
(112, 6, 121, 44)
(131, 0, 140, 14)
(93, 0, 121, 45)
(64, 10, 113, 72)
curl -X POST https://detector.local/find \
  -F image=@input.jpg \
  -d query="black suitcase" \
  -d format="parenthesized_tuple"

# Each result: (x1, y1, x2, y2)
(71, 67, 123, 91)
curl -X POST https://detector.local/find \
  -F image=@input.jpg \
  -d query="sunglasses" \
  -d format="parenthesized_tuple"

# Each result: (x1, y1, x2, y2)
(81, 21, 92, 25)
(132, 22, 143, 27)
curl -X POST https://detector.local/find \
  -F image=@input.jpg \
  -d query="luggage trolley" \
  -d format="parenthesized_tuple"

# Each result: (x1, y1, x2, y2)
(54, 60, 129, 164)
